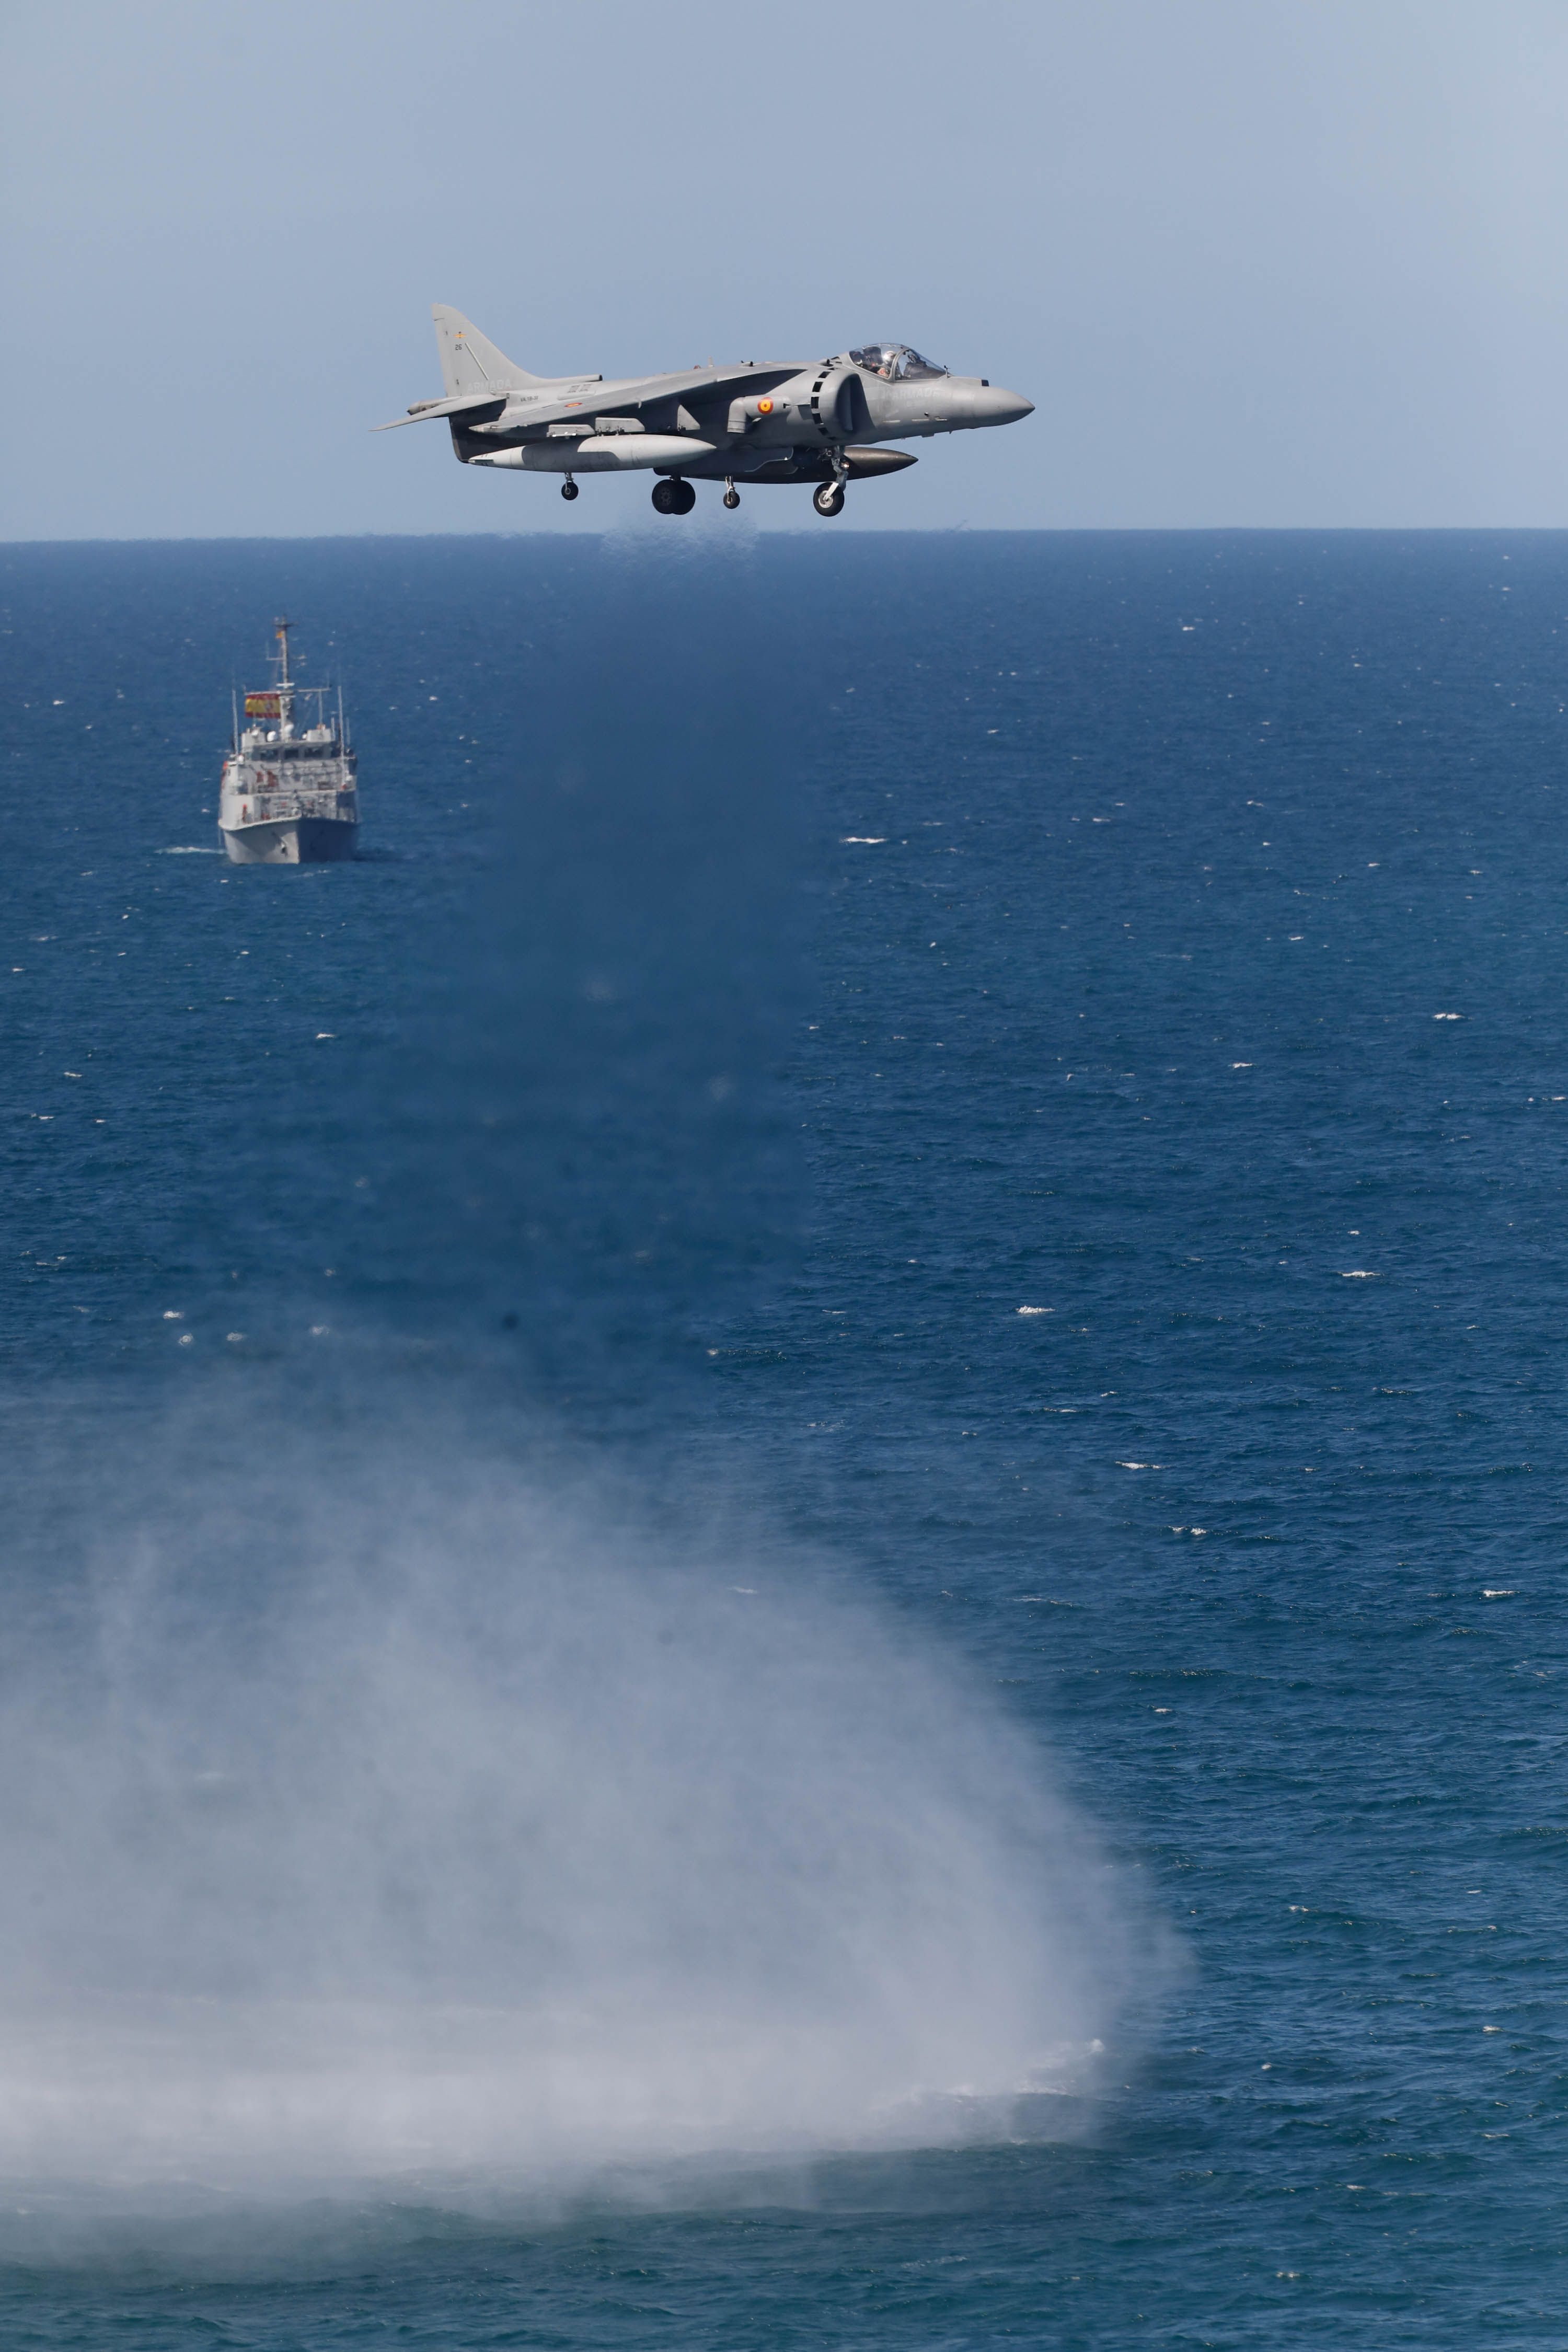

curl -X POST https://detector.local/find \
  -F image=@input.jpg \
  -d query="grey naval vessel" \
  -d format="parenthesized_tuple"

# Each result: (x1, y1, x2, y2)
(220, 619, 359, 863)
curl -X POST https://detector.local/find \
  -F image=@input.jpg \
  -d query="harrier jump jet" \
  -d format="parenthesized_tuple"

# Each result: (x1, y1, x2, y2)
(378, 305, 1032, 515)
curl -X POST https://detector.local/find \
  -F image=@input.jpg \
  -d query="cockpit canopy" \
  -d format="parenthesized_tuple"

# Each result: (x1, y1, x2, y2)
(848, 343, 948, 382)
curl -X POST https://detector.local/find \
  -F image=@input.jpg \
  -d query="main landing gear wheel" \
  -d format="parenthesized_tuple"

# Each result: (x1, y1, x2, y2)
(561, 477, 579, 501)
(813, 482, 846, 517)
(652, 478, 697, 515)
(723, 480, 741, 510)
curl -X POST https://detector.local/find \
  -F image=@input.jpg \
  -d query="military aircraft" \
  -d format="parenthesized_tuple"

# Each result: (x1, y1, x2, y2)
(378, 305, 1032, 515)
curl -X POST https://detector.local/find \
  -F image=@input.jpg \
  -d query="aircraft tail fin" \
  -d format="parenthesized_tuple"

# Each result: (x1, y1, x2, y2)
(432, 304, 557, 395)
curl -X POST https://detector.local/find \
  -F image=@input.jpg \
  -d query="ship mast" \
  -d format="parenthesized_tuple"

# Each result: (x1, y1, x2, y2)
(273, 615, 295, 739)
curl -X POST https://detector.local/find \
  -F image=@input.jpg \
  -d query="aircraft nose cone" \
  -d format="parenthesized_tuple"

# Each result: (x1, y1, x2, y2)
(983, 385, 1033, 425)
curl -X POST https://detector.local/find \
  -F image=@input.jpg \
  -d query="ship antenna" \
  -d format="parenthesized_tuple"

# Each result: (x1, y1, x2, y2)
(231, 685, 238, 752)
(274, 616, 292, 687)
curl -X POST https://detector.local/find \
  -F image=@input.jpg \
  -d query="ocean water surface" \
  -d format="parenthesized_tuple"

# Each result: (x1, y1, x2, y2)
(0, 531, 1563, 2344)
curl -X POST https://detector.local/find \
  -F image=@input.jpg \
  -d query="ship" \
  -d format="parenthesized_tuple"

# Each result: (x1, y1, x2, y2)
(220, 618, 359, 864)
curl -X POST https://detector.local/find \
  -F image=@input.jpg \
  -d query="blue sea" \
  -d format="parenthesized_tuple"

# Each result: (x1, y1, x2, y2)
(0, 531, 1563, 2346)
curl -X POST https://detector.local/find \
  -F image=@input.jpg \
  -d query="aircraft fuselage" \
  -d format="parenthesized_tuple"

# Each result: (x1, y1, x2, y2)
(384, 313, 1032, 514)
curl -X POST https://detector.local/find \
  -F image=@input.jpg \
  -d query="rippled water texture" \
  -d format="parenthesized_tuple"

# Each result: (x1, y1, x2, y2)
(0, 533, 1563, 2344)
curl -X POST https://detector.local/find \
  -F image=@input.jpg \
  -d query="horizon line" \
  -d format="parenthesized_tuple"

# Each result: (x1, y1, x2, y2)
(6, 523, 1568, 551)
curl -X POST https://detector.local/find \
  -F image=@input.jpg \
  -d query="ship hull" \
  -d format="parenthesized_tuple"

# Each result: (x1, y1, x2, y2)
(220, 816, 358, 866)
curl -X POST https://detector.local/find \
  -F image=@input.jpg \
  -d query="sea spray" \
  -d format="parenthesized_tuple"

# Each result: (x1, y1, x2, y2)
(0, 1415, 1148, 2193)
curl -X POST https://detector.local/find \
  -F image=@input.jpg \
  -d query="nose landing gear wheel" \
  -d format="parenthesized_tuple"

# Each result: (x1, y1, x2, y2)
(561, 477, 579, 501)
(813, 482, 846, 517)
(723, 480, 740, 510)
(652, 478, 696, 515)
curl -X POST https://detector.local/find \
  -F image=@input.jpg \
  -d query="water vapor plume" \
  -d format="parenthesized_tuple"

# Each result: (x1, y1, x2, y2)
(0, 1421, 1146, 2197)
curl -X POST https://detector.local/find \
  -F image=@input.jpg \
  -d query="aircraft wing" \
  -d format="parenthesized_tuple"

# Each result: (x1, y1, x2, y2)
(375, 364, 802, 436)
(513, 365, 800, 433)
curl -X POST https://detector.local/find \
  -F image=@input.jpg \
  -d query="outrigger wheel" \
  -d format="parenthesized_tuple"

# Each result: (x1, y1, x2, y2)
(652, 478, 697, 515)
(813, 482, 846, 517)
(723, 480, 741, 510)
(561, 477, 579, 501)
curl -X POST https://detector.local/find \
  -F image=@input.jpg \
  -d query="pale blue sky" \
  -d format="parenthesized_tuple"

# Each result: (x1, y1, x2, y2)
(5, 1, 1567, 536)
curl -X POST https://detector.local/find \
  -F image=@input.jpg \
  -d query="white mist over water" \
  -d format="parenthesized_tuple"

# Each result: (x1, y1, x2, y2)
(0, 1427, 1146, 2196)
